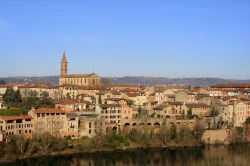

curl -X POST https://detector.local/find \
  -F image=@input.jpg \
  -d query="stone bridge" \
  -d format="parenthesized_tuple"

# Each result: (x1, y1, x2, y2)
(106, 118, 196, 133)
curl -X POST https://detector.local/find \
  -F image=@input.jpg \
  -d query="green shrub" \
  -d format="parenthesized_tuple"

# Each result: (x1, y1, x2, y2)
(106, 133, 129, 148)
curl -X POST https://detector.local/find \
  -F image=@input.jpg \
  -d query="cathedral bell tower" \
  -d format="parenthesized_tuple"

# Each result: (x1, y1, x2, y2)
(60, 51, 68, 76)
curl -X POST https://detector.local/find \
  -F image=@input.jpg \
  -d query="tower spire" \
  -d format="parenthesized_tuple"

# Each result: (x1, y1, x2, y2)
(60, 51, 68, 76)
(62, 50, 67, 61)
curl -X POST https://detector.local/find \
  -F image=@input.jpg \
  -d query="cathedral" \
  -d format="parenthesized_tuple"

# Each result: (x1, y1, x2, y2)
(59, 51, 101, 86)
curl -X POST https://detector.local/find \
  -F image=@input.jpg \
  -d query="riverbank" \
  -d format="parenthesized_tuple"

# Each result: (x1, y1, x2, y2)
(1, 140, 249, 164)
(0, 141, 206, 164)
(2, 125, 248, 164)
(4, 144, 250, 166)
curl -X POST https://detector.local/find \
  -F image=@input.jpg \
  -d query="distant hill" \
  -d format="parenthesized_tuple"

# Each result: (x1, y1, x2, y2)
(105, 76, 250, 87)
(0, 76, 59, 85)
(0, 76, 250, 87)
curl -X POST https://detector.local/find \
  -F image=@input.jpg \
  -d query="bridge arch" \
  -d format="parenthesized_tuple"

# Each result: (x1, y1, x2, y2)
(154, 122, 161, 126)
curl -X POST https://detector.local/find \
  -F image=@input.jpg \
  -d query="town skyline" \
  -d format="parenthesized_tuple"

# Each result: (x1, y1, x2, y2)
(1, 1, 250, 164)
(0, 0, 250, 79)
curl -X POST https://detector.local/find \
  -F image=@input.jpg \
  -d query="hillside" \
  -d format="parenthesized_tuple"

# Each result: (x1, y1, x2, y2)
(1, 76, 250, 87)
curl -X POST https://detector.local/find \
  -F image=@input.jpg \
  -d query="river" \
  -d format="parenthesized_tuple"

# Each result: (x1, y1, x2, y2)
(3, 145, 250, 166)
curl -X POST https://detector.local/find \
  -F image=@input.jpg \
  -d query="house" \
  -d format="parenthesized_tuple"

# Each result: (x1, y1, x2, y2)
(105, 98, 128, 106)
(127, 92, 147, 106)
(175, 91, 188, 102)
(152, 101, 184, 118)
(185, 103, 211, 117)
(104, 90, 125, 99)
(0, 115, 34, 140)
(55, 99, 93, 112)
(209, 89, 223, 97)
(28, 108, 68, 137)
(66, 112, 105, 138)
(233, 101, 250, 127)
(98, 104, 133, 125)
(18, 84, 60, 100)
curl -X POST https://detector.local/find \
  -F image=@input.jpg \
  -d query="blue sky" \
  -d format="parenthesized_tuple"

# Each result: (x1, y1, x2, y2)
(0, 0, 250, 79)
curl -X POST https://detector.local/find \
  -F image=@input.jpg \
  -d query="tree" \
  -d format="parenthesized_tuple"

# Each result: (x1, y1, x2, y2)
(187, 108, 193, 119)
(0, 80, 6, 85)
(3, 88, 22, 105)
(93, 131, 107, 149)
(138, 106, 142, 114)
(22, 96, 40, 110)
(98, 93, 102, 104)
(245, 117, 250, 125)
(106, 133, 129, 148)
(127, 100, 134, 107)
(159, 126, 170, 145)
(41, 91, 49, 100)
(194, 121, 204, 140)
(28, 90, 38, 98)
(40, 91, 54, 108)
(177, 125, 194, 143)
(14, 90, 22, 103)
(40, 132, 57, 152)
(169, 125, 177, 140)
(12, 135, 29, 155)
(66, 93, 71, 99)
(211, 108, 219, 129)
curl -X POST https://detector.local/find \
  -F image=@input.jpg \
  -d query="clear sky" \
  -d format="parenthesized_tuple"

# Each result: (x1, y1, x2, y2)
(0, 0, 250, 79)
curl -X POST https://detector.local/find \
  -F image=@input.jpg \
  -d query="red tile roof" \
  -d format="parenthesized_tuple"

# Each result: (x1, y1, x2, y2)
(33, 108, 66, 114)
(0, 115, 32, 121)
(211, 83, 250, 89)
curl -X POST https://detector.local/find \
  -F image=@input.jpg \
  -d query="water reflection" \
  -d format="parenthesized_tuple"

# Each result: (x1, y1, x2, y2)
(3, 145, 250, 166)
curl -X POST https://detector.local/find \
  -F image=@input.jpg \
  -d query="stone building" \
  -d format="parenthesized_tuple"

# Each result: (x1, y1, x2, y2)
(66, 112, 105, 138)
(98, 104, 133, 126)
(59, 52, 101, 87)
(233, 101, 250, 127)
(28, 108, 68, 137)
(0, 115, 34, 140)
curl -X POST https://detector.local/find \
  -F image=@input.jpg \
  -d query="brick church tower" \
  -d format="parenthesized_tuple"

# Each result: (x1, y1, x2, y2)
(60, 51, 68, 76)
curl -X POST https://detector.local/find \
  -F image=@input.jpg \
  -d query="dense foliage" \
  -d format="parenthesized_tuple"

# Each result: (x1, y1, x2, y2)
(0, 123, 206, 161)
(245, 117, 250, 125)
(2, 88, 54, 115)
(3, 88, 22, 105)
(0, 80, 6, 85)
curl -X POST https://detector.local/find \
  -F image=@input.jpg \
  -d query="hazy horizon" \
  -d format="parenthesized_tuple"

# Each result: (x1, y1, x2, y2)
(0, 0, 250, 79)
(1, 75, 250, 81)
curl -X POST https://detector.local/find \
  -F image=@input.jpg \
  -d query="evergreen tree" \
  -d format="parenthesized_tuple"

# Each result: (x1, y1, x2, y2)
(14, 90, 22, 103)
(3, 88, 22, 104)
(98, 93, 102, 104)
(0, 80, 6, 85)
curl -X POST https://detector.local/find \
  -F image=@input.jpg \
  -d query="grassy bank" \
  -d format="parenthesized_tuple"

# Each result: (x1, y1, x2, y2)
(0, 108, 24, 116)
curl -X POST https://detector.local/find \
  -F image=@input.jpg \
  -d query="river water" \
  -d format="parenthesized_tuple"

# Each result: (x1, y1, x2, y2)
(3, 145, 250, 166)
